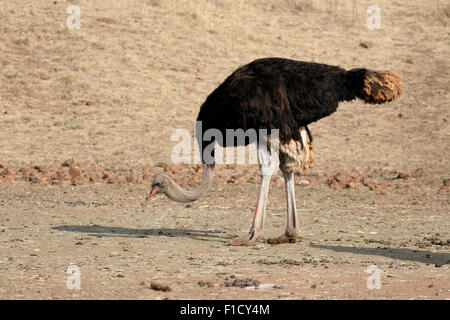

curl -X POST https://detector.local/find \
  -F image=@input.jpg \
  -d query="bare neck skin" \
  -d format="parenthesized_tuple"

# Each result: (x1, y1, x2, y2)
(162, 164, 214, 202)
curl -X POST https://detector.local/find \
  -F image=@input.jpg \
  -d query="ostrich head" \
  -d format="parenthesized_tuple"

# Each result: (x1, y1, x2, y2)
(147, 173, 168, 200)
(146, 164, 215, 202)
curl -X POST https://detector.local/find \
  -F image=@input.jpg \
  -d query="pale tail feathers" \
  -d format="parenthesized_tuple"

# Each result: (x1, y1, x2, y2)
(346, 68, 402, 104)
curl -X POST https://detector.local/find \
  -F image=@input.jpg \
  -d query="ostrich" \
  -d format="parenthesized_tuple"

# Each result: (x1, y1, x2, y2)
(148, 57, 402, 246)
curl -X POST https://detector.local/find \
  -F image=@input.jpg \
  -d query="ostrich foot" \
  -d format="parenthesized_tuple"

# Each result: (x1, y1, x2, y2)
(226, 233, 262, 246)
(267, 233, 297, 244)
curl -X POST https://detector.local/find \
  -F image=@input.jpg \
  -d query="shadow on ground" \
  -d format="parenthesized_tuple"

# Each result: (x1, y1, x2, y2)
(310, 244, 450, 266)
(52, 225, 226, 242)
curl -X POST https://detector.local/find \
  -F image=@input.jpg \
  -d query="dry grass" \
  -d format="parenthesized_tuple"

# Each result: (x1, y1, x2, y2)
(0, 0, 448, 178)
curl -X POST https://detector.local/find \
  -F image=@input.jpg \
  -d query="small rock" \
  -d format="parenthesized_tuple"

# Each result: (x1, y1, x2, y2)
(333, 172, 353, 186)
(198, 281, 214, 288)
(328, 179, 342, 190)
(365, 179, 387, 192)
(359, 41, 373, 49)
(231, 278, 260, 289)
(396, 171, 412, 179)
(150, 282, 172, 292)
(89, 163, 102, 171)
(103, 170, 116, 183)
(69, 166, 82, 179)
(0, 162, 11, 171)
(3, 174, 14, 183)
(438, 185, 450, 193)
(86, 171, 100, 183)
(347, 182, 361, 189)
(97, 17, 119, 24)
(72, 175, 86, 186)
(38, 73, 50, 80)
(34, 165, 48, 174)
(362, 177, 374, 185)
(116, 174, 127, 184)
(62, 159, 74, 167)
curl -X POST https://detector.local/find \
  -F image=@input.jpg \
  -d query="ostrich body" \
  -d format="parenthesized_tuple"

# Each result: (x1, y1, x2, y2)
(149, 57, 402, 246)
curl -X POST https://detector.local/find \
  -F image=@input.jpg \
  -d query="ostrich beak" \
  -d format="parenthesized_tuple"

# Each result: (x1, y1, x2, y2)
(146, 185, 160, 200)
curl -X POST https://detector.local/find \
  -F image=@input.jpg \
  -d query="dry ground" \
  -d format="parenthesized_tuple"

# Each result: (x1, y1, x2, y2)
(0, 0, 449, 299)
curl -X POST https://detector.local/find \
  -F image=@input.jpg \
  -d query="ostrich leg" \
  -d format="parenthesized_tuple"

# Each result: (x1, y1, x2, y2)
(226, 142, 276, 246)
(268, 170, 298, 244)
(226, 174, 271, 246)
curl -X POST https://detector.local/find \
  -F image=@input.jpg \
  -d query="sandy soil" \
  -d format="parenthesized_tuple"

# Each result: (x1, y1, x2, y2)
(0, 0, 449, 299)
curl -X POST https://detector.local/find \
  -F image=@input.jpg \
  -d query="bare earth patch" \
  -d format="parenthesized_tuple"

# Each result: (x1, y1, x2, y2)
(0, 0, 449, 299)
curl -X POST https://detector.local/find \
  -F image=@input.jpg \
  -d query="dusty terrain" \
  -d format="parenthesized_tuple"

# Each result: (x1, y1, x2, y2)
(0, 0, 449, 299)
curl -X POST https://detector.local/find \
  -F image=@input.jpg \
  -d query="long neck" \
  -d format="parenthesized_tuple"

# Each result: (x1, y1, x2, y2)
(162, 164, 215, 202)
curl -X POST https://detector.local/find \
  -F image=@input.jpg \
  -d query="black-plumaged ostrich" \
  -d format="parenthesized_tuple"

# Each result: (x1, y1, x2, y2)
(148, 57, 402, 246)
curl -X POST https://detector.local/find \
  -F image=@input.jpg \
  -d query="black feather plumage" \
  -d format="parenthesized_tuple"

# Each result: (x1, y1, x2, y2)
(196, 57, 401, 157)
